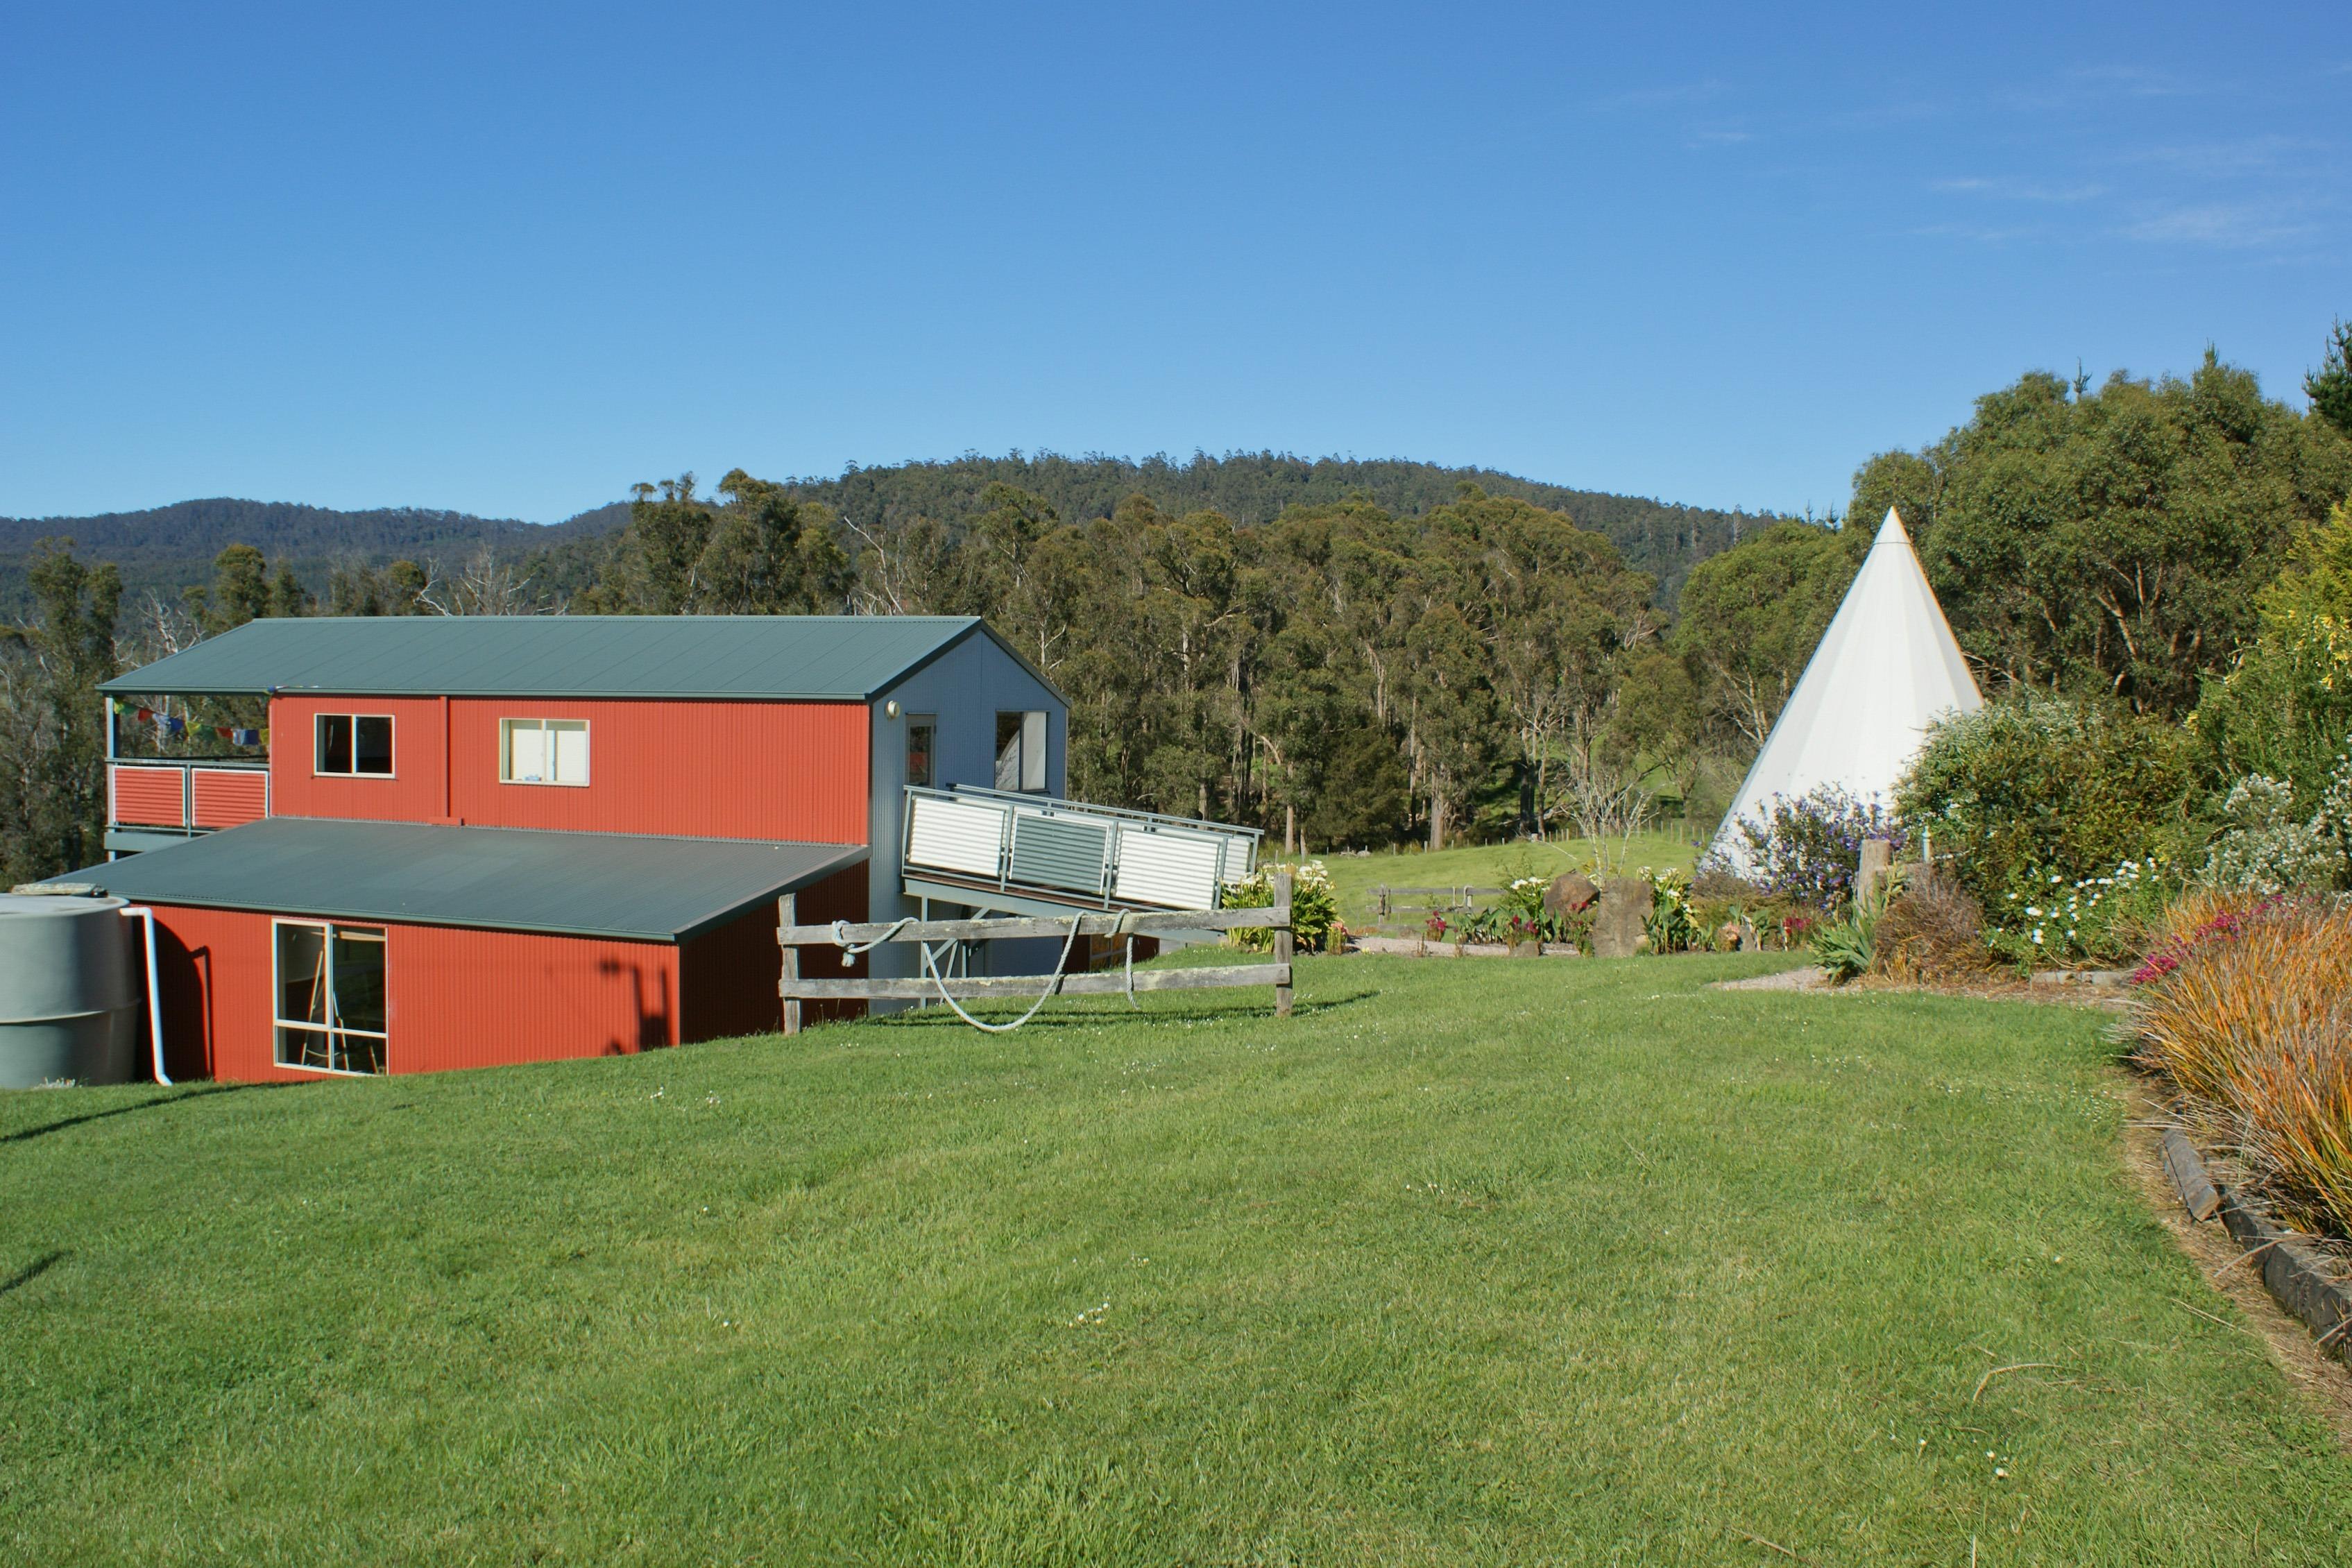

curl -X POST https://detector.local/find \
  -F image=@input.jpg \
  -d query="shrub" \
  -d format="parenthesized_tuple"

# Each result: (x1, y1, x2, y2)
(2131, 896, 2352, 1241)
(2191, 502, 2352, 803)
(1225, 860, 1340, 953)
(1986, 855, 2178, 967)
(2199, 752, 2352, 894)
(1872, 875, 1995, 985)
(1895, 692, 2195, 915)
(1706, 784, 1902, 910)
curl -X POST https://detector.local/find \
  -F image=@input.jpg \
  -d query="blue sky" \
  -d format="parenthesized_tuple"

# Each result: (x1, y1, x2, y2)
(2, 3, 2344, 524)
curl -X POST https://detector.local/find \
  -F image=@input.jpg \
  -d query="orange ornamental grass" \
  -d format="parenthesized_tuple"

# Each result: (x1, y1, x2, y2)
(2131, 896, 2352, 1238)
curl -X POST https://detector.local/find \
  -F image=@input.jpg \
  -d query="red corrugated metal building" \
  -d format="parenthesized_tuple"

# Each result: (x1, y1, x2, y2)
(70, 617, 1067, 1082)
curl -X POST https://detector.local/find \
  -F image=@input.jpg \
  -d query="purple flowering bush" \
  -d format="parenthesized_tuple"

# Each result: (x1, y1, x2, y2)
(1705, 785, 1904, 911)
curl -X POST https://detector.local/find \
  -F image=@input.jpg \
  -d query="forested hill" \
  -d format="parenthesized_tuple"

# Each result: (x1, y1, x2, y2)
(794, 452, 1777, 604)
(0, 498, 627, 613)
(1, 454, 1773, 614)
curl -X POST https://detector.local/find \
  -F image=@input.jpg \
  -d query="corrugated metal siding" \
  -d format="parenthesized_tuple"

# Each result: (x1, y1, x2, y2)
(112, 766, 186, 827)
(269, 696, 448, 823)
(142, 902, 682, 1082)
(264, 694, 870, 843)
(393, 924, 678, 1071)
(191, 769, 269, 828)
(446, 697, 867, 841)
(146, 903, 259, 1081)
(681, 863, 868, 1037)
(905, 794, 1006, 876)
(1111, 830, 1226, 910)
(1009, 812, 1109, 894)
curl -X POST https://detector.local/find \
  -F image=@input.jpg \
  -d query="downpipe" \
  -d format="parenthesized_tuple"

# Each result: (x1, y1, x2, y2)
(119, 906, 169, 1086)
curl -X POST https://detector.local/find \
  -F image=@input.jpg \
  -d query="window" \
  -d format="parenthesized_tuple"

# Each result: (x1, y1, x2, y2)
(500, 718, 590, 786)
(274, 920, 387, 1075)
(994, 710, 1046, 792)
(906, 715, 936, 788)
(315, 714, 393, 776)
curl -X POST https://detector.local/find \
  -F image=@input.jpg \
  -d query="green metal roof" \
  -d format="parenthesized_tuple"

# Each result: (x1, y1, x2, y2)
(47, 818, 867, 942)
(100, 615, 1016, 700)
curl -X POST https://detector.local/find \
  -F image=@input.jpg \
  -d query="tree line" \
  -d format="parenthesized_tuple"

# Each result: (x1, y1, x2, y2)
(5, 332, 2349, 888)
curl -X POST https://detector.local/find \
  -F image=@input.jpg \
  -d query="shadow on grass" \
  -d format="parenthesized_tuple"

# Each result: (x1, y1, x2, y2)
(856, 989, 1383, 1031)
(0, 1250, 66, 1298)
(1, 1083, 275, 1145)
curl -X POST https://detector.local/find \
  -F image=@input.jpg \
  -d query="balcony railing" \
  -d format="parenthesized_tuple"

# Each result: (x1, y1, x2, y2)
(901, 785, 1261, 912)
(109, 759, 271, 837)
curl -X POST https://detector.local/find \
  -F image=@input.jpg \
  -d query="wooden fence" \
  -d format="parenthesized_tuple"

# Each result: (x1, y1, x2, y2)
(1370, 885, 1506, 919)
(778, 874, 1294, 1032)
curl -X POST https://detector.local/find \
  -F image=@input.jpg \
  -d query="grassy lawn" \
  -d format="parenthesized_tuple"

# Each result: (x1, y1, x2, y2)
(1318, 832, 1699, 927)
(5, 953, 2349, 1564)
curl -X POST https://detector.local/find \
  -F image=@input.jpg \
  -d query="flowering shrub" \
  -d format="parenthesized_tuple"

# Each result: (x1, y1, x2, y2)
(2199, 751, 2352, 894)
(1895, 692, 2193, 914)
(1986, 855, 2175, 967)
(1704, 784, 1902, 910)
(1225, 860, 1340, 953)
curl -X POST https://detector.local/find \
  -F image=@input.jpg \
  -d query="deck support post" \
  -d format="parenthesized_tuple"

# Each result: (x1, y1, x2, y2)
(1275, 871, 1295, 1019)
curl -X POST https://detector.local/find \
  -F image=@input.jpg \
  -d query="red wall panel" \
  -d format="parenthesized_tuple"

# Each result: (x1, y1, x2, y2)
(390, 924, 678, 1073)
(268, 697, 449, 824)
(112, 766, 186, 828)
(191, 769, 269, 828)
(680, 864, 869, 1039)
(143, 903, 681, 1082)
(264, 694, 869, 844)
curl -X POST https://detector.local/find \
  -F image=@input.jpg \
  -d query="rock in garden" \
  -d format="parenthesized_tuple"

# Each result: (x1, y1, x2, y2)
(1544, 871, 1599, 919)
(1717, 920, 1746, 952)
(1591, 879, 1648, 958)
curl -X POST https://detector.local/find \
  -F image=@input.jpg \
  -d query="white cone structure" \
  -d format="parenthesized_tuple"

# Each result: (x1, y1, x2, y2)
(1708, 509, 1982, 869)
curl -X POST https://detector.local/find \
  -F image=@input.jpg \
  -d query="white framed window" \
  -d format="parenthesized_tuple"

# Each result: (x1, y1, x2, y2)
(994, 710, 1046, 792)
(315, 714, 394, 776)
(500, 717, 590, 786)
(273, 919, 387, 1075)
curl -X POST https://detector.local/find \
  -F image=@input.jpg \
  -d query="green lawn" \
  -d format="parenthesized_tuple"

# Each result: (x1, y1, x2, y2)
(1316, 832, 1700, 927)
(5, 953, 2348, 1564)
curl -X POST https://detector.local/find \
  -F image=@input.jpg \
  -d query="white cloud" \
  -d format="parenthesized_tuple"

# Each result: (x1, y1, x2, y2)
(2117, 201, 2320, 248)
(1931, 175, 2104, 203)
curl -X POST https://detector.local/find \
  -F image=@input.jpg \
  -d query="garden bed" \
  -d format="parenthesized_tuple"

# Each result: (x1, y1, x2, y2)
(2151, 1114, 2352, 1365)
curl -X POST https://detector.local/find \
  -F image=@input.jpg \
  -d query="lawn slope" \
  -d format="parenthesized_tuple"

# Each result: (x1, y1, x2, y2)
(3, 954, 2346, 1564)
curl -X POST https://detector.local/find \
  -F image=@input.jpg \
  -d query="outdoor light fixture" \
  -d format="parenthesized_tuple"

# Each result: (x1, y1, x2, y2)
(884, 700, 901, 719)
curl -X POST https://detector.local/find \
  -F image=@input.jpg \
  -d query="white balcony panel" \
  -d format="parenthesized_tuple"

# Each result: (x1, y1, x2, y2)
(905, 795, 1008, 878)
(1111, 829, 1226, 910)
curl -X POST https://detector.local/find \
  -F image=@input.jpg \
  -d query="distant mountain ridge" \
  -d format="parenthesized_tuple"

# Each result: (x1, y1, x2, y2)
(0, 498, 629, 613)
(791, 452, 1778, 606)
(1, 453, 1781, 615)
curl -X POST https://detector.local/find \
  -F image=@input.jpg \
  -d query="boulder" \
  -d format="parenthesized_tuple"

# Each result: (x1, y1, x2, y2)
(1544, 871, 1599, 920)
(1591, 879, 1650, 959)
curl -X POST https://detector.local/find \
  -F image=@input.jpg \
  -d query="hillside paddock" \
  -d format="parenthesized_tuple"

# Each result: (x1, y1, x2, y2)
(4, 951, 2349, 1564)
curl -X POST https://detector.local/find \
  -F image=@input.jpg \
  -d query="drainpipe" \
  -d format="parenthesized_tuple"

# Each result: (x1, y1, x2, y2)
(119, 906, 169, 1085)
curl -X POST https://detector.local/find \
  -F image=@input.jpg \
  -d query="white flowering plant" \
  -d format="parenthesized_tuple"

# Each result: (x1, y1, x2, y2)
(1986, 855, 2176, 967)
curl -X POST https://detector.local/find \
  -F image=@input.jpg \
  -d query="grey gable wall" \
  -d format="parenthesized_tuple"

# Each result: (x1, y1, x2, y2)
(863, 631, 1068, 995)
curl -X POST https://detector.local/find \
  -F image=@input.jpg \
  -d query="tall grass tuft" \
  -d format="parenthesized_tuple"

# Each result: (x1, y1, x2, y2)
(2131, 896, 2352, 1238)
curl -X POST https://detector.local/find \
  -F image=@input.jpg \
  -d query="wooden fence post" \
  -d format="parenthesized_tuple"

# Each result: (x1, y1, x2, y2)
(778, 892, 801, 1037)
(1275, 871, 1295, 1019)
